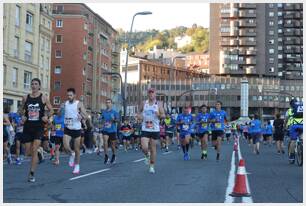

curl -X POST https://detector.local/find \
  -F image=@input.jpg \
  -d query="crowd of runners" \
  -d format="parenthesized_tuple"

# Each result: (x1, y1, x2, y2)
(3, 78, 303, 182)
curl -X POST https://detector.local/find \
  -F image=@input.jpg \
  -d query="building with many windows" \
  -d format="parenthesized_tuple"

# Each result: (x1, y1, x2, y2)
(50, 3, 119, 112)
(209, 3, 303, 80)
(3, 3, 53, 112)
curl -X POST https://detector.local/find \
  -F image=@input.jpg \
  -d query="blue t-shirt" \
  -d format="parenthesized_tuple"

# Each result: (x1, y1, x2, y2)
(177, 113, 193, 134)
(196, 112, 210, 133)
(190, 122, 197, 134)
(209, 110, 227, 131)
(101, 109, 119, 133)
(261, 127, 267, 135)
(54, 115, 65, 137)
(250, 119, 262, 134)
(266, 124, 273, 135)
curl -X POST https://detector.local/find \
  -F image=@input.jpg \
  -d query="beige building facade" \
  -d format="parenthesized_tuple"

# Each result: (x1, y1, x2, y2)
(3, 3, 53, 112)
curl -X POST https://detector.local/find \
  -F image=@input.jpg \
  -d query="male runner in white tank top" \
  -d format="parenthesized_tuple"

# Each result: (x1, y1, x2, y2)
(63, 88, 89, 174)
(138, 88, 165, 173)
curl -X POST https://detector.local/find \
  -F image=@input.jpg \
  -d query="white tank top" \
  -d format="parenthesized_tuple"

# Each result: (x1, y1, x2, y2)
(142, 100, 160, 132)
(64, 100, 81, 130)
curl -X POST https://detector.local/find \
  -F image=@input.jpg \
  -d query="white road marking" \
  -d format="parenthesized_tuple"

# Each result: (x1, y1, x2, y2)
(237, 136, 253, 203)
(69, 168, 111, 181)
(224, 151, 236, 203)
(162, 151, 173, 155)
(133, 158, 145, 163)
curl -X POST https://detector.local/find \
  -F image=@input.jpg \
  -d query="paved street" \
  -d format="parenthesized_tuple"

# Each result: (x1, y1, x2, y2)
(3, 137, 302, 203)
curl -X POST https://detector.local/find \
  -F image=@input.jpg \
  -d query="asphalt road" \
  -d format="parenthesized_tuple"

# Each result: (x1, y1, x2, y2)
(3, 136, 303, 203)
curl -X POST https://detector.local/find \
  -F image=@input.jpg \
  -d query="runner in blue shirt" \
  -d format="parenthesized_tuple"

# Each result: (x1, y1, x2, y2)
(250, 114, 262, 155)
(52, 108, 65, 165)
(100, 99, 120, 164)
(12, 110, 24, 165)
(196, 105, 210, 160)
(209, 101, 227, 161)
(177, 106, 193, 160)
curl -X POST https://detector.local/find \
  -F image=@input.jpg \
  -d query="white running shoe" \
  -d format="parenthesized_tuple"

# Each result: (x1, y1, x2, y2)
(149, 165, 155, 174)
(72, 164, 80, 174)
(68, 152, 75, 167)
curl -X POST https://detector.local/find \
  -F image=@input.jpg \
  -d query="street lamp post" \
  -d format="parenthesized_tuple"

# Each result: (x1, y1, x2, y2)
(124, 11, 152, 120)
(168, 56, 185, 114)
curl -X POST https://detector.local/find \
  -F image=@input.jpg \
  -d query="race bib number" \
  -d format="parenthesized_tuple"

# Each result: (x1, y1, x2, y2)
(17, 126, 23, 133)
(65, 118, 73, 127)
(182, 124, 189, 131)
(104, 121, 112, 128)
(202, 123, 208, 128)
(215, 123, 222, 129)
(55, 124, 62, 130)
(145, 121, 154, 129)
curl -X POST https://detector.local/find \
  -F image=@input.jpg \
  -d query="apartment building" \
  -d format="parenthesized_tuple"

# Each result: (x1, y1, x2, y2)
(3, 3, 53, 112)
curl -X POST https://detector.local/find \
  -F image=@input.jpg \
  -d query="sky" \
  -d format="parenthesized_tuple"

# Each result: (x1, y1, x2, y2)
(86, 2, 210, 31)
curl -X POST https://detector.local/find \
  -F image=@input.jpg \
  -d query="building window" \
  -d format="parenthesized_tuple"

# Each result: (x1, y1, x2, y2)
(24, 71, 32, 89)
(269, 12, 274, 17)
(84, 36, 87, 45)
(268, 39, 274, 44)
(269, 67, 275, 72)
(54, 81, 61, 90)
(55, 50, 62, 58)
(3, 64, 7, 86)
(25, 41, 33, 63)
(26, 12, 33, 32)
(278, 20, 283, 25)
(269, 49, 274, 54)
(268, 30, 274, 35)
(46, 39, 50, 53)
(278, 46, 283, 50)
(45, 75, 49, 89)
(84, 23, 88, 30)
(269, 58, 274, 63)
(14, 36, 19, 58)
(277, 3, 283, 8)
(12, 67, 18, 87)
(269, 21, 274, 26)
(45, 57, 49, 70)
(278, 54, 283, 59)
(56, 35, 63, 43)
(269, 3, 274, 8)
(40, 55, 44, 68)
(56, 19, 63, 27)
(15, 5, 20, 26)
(55, 66, 62, 74)
(56, 5, 64, 13)
(41, 37, 45, 51)
(48, 21, 51, 29)
(53, 97, 61, 105)
(83, 53, 87, 60)
(277, 12, 282, 17)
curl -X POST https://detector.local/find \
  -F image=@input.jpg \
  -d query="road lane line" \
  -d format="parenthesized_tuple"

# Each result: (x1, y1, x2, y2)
(224, 151, 236, 203)
(133, 158, 145, 163)
(237, 136, 253, 203)
(69, 168, 111, 181)
(162, 151, 173, 155)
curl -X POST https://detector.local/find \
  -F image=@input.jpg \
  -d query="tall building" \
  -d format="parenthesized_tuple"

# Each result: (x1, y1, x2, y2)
(3, 3, 53, 112)
(50, 3, 119, 112)
(209, 3, 303, 80)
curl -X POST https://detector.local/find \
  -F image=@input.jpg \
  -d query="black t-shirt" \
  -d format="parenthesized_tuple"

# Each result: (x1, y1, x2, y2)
(273, 119, 284, 132)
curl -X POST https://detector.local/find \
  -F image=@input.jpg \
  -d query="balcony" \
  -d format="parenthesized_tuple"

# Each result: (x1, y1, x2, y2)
(239, 39, 256, 46)
(246, 57, 256, 64)
(295, 4, 302, 10)
(245, 66, 256, 74)
(284, 29, 294, 36)
(284, 12, 294, 19)
(239, 20, 256, 27)
(230, 39, 239, 46)
(239, 10, 256, 18)
(239, 29, 256, 36)
(246, 50, 256, 55)
(239, 3, 256, 9)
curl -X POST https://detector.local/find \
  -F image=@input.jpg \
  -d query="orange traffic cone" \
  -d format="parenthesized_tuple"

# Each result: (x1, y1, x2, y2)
(230, 159, 251, 197)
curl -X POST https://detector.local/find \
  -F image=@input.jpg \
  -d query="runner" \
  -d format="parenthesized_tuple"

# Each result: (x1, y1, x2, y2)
(13, 109, 25, 165)
(132, 118, 142, 151)
(21, 78, 53, 182)
(177, 106, 193, 161)
(100, 98, 120, 164)
(273, 113, 285, 154)
(3, 105, 13, 164)
(209, 101, 227, 161)
(225, 123, 231, 143)
(242, 123, 249, 141)
(63, 88, 88, 174)
(266, 121, 273, 147)
(165, 113, 176, 152)
(285, 99, 303, 163)
(138, 88, 165, 173)
(51, 108, 65, 165)
(250, 114, 262, 155)
(196, 105, 210, 160)
(262, 122, 268, 145)
(159, 118, 167, 151)
(120, 118, 133, 152)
